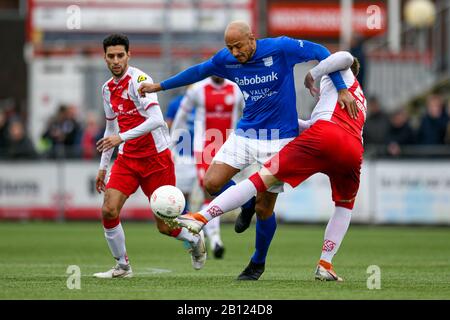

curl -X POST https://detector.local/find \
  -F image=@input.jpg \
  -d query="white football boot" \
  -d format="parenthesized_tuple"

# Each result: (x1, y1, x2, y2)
(314, 260, 343, 282)
(189, 230, 207, 270)
(93, 264, 133, 278)
(176, 212, 206, 234)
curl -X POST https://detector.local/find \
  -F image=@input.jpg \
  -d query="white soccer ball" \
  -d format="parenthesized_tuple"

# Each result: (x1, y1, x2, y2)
(150, 185, 185, 220)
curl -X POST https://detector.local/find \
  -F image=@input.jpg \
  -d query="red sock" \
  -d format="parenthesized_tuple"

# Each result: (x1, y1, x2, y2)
(249, 173, 268, 192)
(102, 216, 120, 229)
(169, 228, 182, 237)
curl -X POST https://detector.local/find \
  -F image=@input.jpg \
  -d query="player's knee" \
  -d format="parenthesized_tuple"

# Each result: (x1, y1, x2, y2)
(255, 204, 273, 220)
(101, 203, 119, 220)
(203, 175, 222, 195)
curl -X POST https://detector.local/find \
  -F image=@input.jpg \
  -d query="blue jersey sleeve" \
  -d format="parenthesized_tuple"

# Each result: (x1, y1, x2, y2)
(280, 37, 346, 90)
(161, 58, 226, 90)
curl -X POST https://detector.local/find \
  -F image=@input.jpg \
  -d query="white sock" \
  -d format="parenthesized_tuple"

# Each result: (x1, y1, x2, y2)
(320, 206, 352, 263)
(200, 179, 257, 221)
(176, 227, 199, 246)
(202, 204, 222, 250)
(104, 223, 128, 266)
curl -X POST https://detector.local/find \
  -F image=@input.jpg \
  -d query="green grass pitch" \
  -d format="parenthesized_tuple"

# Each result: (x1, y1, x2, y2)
(0, 221, 449, 300)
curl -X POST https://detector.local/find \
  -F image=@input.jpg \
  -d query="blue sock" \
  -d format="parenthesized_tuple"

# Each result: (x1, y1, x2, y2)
(242, 196, 256, 211)
(212, 179, 256, 211)
(181, 202, 189, 215)
(251, 213, 276, 264)
(211, 179, 236, 196)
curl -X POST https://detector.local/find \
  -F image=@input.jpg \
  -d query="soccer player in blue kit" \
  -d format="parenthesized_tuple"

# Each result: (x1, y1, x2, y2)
(139, 21, 358, 280)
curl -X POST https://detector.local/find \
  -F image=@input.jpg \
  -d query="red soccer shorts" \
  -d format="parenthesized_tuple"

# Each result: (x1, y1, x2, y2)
(264, 120, 363, 209)
(106, 148, 176, 198)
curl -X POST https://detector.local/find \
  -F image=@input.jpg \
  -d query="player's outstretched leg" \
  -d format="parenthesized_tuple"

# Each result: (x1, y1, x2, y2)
(209, 179, 256, 234)
(315, 206, 351, 282)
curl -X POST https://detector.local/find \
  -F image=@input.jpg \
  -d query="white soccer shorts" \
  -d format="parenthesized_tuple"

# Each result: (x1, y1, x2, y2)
(213, 132, 294, 193)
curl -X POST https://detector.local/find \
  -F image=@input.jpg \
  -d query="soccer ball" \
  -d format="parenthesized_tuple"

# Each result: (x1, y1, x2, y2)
(150, 185, 185, 220)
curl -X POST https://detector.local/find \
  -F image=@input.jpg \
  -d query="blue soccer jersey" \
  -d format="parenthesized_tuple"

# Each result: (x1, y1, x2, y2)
(161, 36, 346, 139)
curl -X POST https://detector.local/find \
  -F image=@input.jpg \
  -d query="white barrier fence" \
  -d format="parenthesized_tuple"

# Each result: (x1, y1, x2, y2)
(0, 160, 449, 224)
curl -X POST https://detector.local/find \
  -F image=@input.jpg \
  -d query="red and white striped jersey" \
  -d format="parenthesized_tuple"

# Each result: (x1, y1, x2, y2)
(179, 77, 244, 152)
(310, 69, 367, 141)
(102, 66, 170, 158)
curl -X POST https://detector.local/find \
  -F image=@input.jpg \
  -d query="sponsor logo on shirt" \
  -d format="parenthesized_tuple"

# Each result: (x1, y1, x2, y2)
(137, 75, 147, 83)
(234, 71, 278, 86)
(263, 56, 273, 67)
(242, 88, 278, 102)
(115, 104, 138, 116)
(225, 64, 242, 69)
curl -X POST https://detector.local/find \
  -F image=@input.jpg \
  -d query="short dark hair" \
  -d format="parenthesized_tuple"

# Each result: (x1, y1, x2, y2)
(103, 34, 129, 53)
(351, 56, 360, 77)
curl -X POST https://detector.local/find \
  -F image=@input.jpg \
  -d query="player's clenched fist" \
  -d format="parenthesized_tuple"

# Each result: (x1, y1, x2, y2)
(138, 83, 162, 97)
(96, 135, 123, 152)
(95, 169, 107, 194)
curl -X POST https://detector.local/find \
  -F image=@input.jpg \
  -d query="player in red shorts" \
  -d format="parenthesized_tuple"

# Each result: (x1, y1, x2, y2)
(177, 51, 365, 281)
(170, 76, 244, 258)
(93, 34, 206, 278)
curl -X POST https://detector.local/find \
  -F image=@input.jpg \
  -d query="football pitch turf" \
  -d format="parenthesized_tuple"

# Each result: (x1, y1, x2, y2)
(0, 221, 449, 300)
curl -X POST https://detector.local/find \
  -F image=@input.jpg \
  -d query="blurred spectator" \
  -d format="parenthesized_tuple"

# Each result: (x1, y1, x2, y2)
(41, 104, 82, 158)
(0, 109, 7, 155)
(445, 98, 450, 144)
(5, 118, 38, 159)
(417, 94, 449, 145)
(385, 108, 416, 157)
(363, 96, 390, 145)
(0, 99, 20, 157)
(350, 34, 367, 89)
(81, 112, 102, 160)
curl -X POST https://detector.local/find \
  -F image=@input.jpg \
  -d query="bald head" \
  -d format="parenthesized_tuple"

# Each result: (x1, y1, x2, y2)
(224, 21, 256, 63)
(225, 21, 251, 38)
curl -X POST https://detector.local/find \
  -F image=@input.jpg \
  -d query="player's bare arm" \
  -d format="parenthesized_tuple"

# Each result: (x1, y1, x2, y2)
(138, 82, 162, 97)
(96, 135, 123, 152)
(95, 169, 107, 193)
